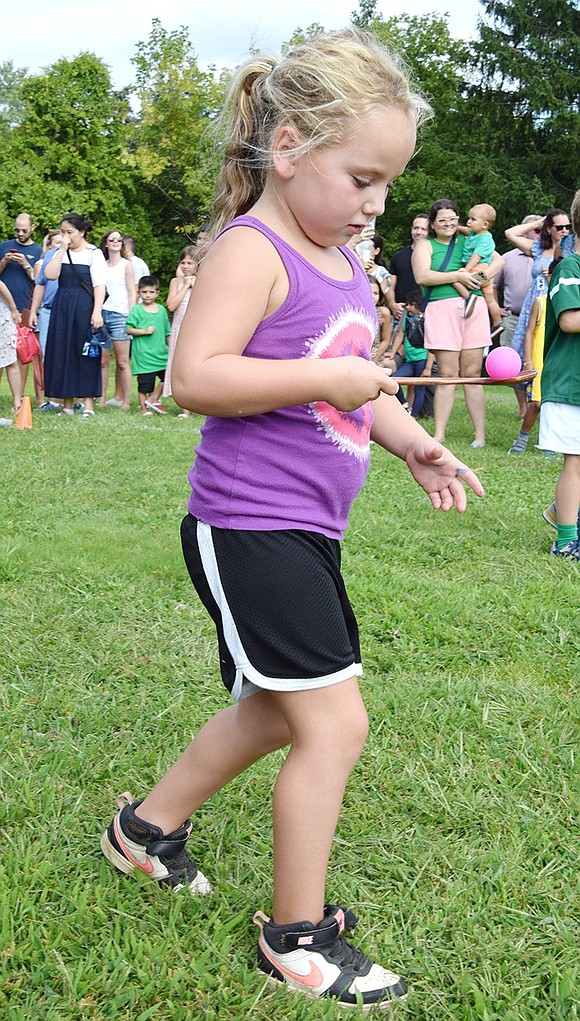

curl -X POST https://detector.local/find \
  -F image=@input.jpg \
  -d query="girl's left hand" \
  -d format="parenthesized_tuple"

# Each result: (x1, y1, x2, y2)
(404, 439, 484, 511)
(91, 312, 104, 329)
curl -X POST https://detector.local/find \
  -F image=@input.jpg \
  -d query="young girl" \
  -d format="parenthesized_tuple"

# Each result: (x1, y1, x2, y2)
(101, 28, 484, 1009)
(369, 274, 392, 364)
(162, 245, 198, 417)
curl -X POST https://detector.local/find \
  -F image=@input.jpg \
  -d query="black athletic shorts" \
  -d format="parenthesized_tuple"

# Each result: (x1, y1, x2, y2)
(181, 514, 362, 702)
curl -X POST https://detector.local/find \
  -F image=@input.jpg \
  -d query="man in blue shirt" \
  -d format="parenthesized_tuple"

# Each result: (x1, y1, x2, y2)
(0, 213, 42, 312)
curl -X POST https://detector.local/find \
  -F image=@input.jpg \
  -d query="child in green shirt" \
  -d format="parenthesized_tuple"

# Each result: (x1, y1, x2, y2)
(126, 276, 171, 415)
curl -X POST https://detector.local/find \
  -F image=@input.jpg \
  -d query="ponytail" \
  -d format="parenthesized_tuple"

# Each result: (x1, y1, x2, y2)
(211, 56, 279, 238)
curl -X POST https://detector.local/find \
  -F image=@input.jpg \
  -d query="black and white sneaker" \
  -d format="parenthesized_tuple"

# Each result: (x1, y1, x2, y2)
(101, 792, 211, 895)
(254, 904, 407, 1011)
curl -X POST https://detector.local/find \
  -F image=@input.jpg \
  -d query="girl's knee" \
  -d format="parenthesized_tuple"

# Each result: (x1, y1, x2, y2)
(337, 701, 369, 767)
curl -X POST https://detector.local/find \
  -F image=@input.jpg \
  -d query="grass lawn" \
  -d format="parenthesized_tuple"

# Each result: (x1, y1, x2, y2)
(1, 383, 578, 1020)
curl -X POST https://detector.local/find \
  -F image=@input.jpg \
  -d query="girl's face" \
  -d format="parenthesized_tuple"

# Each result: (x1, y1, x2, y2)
(60, 221, 86, 249)
(180, 257, 196, 276)
(370, 280, 380, 305)
(49, 232, 62, 249)
(277, 106, 416, 249)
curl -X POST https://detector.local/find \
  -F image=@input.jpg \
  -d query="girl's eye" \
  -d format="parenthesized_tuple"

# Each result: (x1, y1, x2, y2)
(353, 177, 371, 189)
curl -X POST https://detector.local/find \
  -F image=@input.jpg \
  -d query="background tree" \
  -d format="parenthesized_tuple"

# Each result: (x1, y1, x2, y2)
(127, 18, 226, 272)
(0, 53, 142, 244)
(0, 10, 576, 272)
(0, 60, 27, 130)
(471, 0, 579, 218)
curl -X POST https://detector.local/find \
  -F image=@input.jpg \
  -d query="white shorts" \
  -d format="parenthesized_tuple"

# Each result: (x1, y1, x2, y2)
(538, 402, 580, 454)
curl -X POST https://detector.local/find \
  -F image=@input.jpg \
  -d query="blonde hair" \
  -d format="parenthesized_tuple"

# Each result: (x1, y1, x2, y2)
(42, 228, 62, 253)
(210, 28, 431, 239)
(471, 203, 496, 228)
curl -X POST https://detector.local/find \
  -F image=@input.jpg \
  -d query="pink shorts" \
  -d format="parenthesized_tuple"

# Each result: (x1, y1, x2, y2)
(424, 296, 489, 352)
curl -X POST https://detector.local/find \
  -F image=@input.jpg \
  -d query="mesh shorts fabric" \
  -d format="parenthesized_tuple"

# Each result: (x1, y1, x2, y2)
(181, 514, 362, 702)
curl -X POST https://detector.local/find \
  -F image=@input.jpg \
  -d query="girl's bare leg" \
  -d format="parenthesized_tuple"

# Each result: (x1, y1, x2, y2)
(136, 690, 291, 834)
(269, 677, 368, 925)
(113, 340, 132, 407)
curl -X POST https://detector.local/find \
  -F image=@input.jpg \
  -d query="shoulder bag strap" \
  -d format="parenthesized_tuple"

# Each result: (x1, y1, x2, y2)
(66, 250, 95, 300)
(421, 236, 457, 311)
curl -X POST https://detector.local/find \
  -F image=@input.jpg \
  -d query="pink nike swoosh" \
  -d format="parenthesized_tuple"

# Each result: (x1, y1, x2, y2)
(261, 942, 324, 990)
(114, 815, 155, 874)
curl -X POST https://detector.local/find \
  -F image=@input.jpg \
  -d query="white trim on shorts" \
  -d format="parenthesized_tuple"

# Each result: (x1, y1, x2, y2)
(538, 402, 580, 454)
(196, 521, 362, 701)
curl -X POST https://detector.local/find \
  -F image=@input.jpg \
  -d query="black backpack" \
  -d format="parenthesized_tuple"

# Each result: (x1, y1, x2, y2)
(406, 313, 425, 349)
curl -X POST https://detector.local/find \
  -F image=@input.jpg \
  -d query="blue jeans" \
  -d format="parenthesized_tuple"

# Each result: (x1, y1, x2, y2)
(393, 358, 427, 417)
(102, 309, 129, 341)
(37, 306, 52, 355)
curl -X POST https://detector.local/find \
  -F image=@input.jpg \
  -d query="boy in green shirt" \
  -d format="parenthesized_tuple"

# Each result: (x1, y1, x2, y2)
(126, 276, 171, 415)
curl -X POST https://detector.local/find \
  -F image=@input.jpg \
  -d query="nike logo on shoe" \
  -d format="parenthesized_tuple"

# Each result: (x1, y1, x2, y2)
(260, 943, 325, 990)
(113, 813, 155, 874)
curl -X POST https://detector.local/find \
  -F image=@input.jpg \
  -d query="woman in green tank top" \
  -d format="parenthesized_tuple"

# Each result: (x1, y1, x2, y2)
(412, 198, 503, 447)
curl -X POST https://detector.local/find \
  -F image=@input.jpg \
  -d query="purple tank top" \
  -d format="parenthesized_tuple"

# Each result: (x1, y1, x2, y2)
(187, 215, 378, 539)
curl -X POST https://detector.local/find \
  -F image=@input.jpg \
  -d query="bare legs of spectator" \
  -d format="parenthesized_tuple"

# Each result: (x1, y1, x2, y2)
(6, 360, 22, 412)
(99, 342, 131, 409)
(433, 348, 486, 446)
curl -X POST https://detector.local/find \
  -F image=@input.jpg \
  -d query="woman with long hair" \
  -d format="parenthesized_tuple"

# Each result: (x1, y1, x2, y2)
(99, 228, 136, 409)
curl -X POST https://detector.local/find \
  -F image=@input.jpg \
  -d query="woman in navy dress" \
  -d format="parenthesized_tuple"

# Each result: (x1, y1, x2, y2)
(43, 214, 107, 418)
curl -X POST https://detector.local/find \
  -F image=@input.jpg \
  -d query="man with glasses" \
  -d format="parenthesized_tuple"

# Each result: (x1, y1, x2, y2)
(386, 213, 429, 321)
(0, 213, 43, 313)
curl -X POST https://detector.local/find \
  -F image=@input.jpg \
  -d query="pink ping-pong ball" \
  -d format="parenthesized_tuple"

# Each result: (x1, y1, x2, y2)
(485, 346, 522, 379)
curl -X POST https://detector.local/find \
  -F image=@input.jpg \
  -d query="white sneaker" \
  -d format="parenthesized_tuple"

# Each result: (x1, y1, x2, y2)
(254, 905, 406, 1010)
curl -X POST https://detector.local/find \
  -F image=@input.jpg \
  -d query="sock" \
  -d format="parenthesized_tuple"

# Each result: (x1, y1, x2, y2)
(510, 430, 530, 452)
(556, 523, 578, 550)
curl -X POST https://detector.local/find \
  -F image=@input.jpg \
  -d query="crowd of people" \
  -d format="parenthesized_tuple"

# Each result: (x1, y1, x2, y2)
(0, 201, 573, 440)
(0, 195, 577, 563)
(0, 213, 200, 421)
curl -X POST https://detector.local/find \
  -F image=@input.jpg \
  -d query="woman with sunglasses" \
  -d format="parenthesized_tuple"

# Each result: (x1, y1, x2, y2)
(504, 209, 571, 367)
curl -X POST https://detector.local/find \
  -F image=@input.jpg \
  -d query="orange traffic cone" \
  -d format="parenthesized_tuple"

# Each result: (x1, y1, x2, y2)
(15, 395, 32, 430)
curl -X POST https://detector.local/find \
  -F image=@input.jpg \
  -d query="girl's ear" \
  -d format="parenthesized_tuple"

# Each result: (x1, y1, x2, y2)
(271, 125, 303, 180)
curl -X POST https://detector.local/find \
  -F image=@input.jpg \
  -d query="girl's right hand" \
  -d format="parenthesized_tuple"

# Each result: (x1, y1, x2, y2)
(326, 356, 399, 411)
